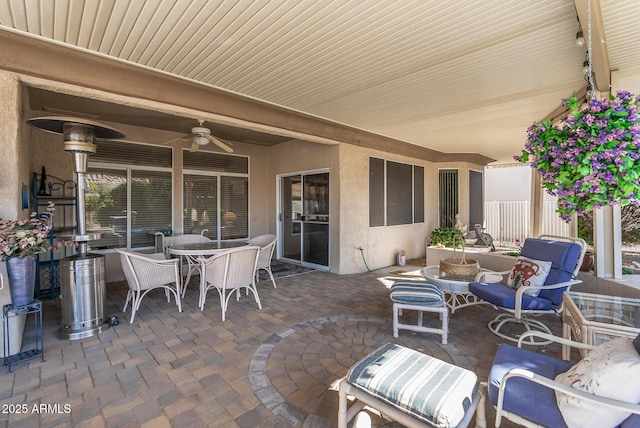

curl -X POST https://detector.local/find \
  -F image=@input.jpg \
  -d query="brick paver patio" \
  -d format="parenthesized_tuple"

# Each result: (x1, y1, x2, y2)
(1, 261, 566, 427)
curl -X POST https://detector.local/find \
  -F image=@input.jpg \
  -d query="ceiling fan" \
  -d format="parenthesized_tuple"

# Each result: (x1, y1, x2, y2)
(165, 120, 234, 153)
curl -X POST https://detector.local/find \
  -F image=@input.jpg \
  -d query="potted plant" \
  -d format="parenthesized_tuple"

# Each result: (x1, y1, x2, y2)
(428, 227, 464, 248)
(0, 204, 54, 305)
(515, 90, 640, 221)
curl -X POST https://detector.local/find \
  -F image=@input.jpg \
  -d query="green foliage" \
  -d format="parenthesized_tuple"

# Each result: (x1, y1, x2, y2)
(578, 205, 640, 246)
(429, 227, 464, 248)
(515, 91, 640, 221)
(503, 251, 521, 257)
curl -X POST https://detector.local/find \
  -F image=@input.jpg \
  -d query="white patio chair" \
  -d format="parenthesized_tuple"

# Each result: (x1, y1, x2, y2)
(488, 331, 640, 427)
(167, 233, 212, 297)
(247, 234, 277, 288)
(116, 249, 182, 323)
(199, 245, 261, 321)
(469, 235, 587, 344)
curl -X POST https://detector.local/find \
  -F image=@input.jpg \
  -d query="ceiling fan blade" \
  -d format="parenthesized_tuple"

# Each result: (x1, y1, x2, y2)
(189, 142, 200, 152)
(160, 134, 191, 145)
(206, 135, 234, 153)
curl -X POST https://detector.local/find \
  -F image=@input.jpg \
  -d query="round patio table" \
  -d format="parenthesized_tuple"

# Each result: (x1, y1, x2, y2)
(420, 265, 503, 313)
(168, 240, 248, 257)
(168, 241, 249, 298)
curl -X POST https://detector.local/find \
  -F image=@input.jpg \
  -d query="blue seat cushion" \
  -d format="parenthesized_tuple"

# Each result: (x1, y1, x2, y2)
(489, 344, 573, 428)
(621, 413, 640, 428)
(390, 281, 444, 306)
(468, 282, 553, 310)
(520, 238, 582, 305)
(347, 342, 477, 428)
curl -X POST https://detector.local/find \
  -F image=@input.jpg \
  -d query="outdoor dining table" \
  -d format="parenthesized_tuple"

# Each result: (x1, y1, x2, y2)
(168, 241, 249, 295)
(168, 240, 248, 257)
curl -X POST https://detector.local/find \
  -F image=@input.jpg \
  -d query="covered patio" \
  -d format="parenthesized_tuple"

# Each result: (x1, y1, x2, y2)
(1, 1, 640, 426)
(1, 260, 562, 427)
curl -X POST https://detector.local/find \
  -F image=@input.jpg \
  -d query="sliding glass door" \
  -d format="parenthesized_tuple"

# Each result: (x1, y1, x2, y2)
(280, 171, 329, 269)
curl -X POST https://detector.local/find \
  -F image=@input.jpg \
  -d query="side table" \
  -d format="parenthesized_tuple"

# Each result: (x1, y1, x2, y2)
(3, 300, 44, 372)
(562, 291, 640, 360)
(420, 266, 502, 313)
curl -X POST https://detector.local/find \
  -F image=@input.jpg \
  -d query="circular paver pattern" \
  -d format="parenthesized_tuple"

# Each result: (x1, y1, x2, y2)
(249, 314, 474, 427)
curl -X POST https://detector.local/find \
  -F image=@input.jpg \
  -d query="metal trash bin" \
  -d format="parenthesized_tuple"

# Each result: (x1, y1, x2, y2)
(58, 253, 111, 340)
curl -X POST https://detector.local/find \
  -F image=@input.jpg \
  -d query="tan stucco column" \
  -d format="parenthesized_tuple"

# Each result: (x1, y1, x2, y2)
(0, 70, 26, 219)
(593, 71, 623, 279)
(594, 206, 623, 279)
(529, 168, 543, 238)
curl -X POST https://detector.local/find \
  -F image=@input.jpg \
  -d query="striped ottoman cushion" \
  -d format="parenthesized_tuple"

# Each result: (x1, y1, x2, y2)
(390, 281, 444, 306)
(346, 342, 477, 428)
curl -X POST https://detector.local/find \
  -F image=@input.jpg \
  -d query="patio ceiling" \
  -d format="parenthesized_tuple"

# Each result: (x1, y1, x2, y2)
(1, 0, 640, 164)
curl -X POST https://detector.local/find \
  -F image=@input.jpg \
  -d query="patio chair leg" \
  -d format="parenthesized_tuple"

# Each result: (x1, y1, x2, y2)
(392, 304, 399, 338)
(123, 290, 132, 312)
(338, 380, 348, 428)
(265, 268, 276, 288)
(476, 383, 487, 428)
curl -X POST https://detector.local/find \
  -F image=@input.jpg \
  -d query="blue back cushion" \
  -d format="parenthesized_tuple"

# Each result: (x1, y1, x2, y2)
(489, 344, 572, 427)
(520, 238, 582, 305)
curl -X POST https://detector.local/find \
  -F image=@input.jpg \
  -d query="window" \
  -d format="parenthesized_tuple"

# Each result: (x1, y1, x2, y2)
(86, 141, 172, 249)
(369, 157, 425, 226)
(439, 169, 458, 228)
(369, 158, 385, 226)
(184, 174, 218, 236)
(183, 150, 249, 240)
(469, 170, 483, 229)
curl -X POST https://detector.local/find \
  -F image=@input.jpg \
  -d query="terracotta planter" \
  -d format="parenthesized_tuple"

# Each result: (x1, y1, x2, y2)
(580, 250, 594, 272)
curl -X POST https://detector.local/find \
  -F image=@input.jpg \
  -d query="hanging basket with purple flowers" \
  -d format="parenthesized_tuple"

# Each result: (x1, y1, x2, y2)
(515, 90, 640, 221)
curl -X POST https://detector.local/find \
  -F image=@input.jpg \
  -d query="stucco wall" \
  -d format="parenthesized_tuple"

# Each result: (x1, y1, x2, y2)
(0, 71, 27, 220)
(0, 71, 28, 354)
(336, 146, 485, 274)
(267, 139, 340, 271)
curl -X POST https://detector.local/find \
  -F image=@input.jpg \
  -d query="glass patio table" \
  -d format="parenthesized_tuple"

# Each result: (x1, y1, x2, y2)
(168, 241, 249, 294)
(168, 240, 248, 257)
(562, 291, 640, 360)
(420, 265, 502, 313)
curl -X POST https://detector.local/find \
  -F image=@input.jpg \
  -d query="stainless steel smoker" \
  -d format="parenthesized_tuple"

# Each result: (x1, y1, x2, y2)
(27, 117, 125, 340)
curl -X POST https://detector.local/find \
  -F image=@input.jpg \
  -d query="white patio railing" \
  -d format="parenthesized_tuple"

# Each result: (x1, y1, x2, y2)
(485, 201, 571, 246)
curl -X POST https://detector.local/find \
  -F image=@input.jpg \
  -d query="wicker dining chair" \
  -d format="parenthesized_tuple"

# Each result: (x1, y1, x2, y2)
(116, 249, 182, 323)
(199, 245, 261, 321)
(247, 234, 277, 288)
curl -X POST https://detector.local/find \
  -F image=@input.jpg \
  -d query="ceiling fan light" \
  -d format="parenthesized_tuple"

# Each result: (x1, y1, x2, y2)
(193, 135, 208, 146)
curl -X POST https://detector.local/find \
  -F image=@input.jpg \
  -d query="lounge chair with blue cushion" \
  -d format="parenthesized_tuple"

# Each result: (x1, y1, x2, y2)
(469, 235, 587, 344)
(488, 331, 640, 427)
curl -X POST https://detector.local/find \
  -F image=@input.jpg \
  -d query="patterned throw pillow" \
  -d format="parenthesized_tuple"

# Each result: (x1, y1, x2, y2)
(555, 337, 640, 427)
(506, 257, 552, 297)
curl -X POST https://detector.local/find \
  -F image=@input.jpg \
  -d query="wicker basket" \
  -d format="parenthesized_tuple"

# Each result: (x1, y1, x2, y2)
(439, 235, 480, 276)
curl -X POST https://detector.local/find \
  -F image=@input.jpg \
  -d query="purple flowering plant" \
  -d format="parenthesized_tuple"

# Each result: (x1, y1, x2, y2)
(515, 90, 640, 221)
